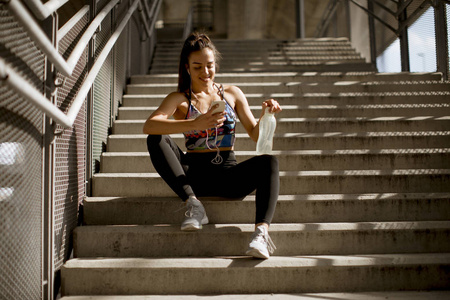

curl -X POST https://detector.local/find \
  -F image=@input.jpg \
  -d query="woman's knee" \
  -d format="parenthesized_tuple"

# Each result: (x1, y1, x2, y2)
(147, 134, 164, 151)
(259, 154, 279, 172)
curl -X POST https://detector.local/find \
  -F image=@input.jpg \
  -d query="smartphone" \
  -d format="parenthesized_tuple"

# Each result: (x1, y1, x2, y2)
(210, 100, 225, 114)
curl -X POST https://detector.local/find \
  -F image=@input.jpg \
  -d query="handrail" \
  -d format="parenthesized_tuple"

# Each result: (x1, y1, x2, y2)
(22, 0, 68, 20)
(138, 0, 152, 38)
(0, 57, 73, 128)
(6, 0, 120, 77)
(183, 6, 194, 40)
(315, 0, 342, 37)
(58, 6, 90, 39)
(1, 0, 141, 129)
(348, 0, 397, 34)
(149, 0, 162, 32)
(7, 0, 72, 76)
(66, 0, 139, 125)
(65, 0, 120, 70)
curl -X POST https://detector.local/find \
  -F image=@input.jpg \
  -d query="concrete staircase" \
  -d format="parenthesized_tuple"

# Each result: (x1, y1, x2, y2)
(61, 38, 450, 298)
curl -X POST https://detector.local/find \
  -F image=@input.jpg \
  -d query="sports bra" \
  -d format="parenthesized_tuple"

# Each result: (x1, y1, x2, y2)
(183, 84, 236, 151)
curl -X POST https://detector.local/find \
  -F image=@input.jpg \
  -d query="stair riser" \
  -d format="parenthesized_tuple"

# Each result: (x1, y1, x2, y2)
(113, 120, 450, 135)
(100, 153, 450, 173)
(121, 95, 450, 107)
(74, 227, 450, 258)
(118, 106, 450, 120)
(107, 135, 450, 152)
(150, 63, 377, 73)
(130, 73, 443, 84)
(153, 52, 360, 61)
(127, 83, 448, 95)
(92, 174, 450, 197)
(155, 45, 354, 52)
(158, 43, 351, 47)
(83, 197, 450, 225)
(151, 59, 367, 68)
(61, 263, 450, 295)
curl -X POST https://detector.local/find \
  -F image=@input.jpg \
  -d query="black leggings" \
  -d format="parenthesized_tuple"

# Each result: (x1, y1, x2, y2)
(147, 135, 279, 225)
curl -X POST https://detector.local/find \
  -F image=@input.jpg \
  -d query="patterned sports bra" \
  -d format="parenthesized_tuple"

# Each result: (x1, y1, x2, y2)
(184, 84, 236, 151)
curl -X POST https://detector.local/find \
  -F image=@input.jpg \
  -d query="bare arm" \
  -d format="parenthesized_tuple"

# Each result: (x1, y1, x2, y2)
(143, 92, 226, 135)
(229, 86, 282, 142)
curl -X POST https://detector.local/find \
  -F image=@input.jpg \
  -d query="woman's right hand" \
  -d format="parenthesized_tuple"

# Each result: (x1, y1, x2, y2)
(194, 104, 226, 130)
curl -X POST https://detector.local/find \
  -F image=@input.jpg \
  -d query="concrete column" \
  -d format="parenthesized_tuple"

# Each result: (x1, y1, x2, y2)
(349, 1, 371, 63)
(228, 0, 267, 39)
(213, 0, 228, 38)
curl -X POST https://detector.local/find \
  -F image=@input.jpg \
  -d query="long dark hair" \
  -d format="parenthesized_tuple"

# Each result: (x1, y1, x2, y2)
(177, 32, 221, 93)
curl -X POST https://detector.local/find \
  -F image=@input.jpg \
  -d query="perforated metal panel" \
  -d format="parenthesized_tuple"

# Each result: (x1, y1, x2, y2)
(92, 9, 113, 173)
(0, 5, 44, 300)
(112, 0, 130, 119)
(54, 8, 89, 271)
(447, 3, 450, 74)
(408, 7, 437, 72)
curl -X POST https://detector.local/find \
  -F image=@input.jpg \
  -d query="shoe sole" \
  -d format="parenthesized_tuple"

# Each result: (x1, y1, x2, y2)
(245, 248, 269, 259)
(181, 224, 202, 231)
(181, 217, 209, 231)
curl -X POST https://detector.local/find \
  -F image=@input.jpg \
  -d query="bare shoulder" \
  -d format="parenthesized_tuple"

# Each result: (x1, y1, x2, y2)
(223, 85, 244, 96)
(165, 91, 187, 103)
(154, 91, 189, 120)
(222, 85, 246, 107)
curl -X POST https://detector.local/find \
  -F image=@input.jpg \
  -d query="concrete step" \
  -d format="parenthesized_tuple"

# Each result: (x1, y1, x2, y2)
(126, 81, 450, 95)
(92, 169, 450, 197)
(153, 50, 361, 60)
(100, 149, 450, 173)
(152, 57, 366, 66)
(153, 48, 358, 58)
(73, 221, 450, 258)
(117, 103, 450, 120)
(112, 117, 450, 135)
(83, 193, 450, 225)
(57, 291, 450, 300)
(129, 72, 443, 84)
(155, 45, 356, 53)
(154, 50, 361, 57)
(155, 41, 354, 51)
(149, 62, 377, 73)
(106, 132, 450, 152)
(121, 93, 450, 107)
(61, 253, 450, 295)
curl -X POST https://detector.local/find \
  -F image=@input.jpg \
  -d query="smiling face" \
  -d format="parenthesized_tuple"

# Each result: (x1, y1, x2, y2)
(186, 48, 216, 87)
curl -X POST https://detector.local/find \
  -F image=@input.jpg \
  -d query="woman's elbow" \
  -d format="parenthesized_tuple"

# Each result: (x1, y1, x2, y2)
(143, 121, 153, 134)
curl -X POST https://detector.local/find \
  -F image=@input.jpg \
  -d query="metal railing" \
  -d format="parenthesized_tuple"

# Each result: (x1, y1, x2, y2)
(22, 0, 68, 20)
(0, 1, 162, 299)
(314, 0, 449, 80)
(2, 0, 161, 129)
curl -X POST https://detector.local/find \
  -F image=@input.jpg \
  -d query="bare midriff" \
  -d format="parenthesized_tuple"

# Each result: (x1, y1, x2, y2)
(187, 146, 234, 153)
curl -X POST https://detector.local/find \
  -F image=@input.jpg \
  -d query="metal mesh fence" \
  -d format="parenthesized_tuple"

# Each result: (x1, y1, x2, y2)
(408, 7, 436, 72)
(92, 9, 113, 174)
(1, 0, 157, 297)
(113, 1, 130, 121)
(0, 5, 44, 300)
(54, 8, 89, 271)
(447, 3, 450, 75)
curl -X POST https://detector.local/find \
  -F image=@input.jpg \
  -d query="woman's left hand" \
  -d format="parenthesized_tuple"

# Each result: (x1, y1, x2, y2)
(262, 99, 282, 114)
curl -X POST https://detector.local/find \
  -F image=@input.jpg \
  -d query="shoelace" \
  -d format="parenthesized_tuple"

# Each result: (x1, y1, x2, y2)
(254, 229, 277, 254)
(184, 203, 203, 219)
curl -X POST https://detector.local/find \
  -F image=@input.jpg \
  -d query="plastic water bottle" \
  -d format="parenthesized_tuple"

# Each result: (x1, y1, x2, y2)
(256, 107, 276, 155)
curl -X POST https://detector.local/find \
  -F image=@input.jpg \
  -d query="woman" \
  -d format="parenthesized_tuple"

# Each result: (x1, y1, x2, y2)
(143, 32, 281, 259)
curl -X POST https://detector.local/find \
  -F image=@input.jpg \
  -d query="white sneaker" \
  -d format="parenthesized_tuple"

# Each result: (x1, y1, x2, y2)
(181, 196, 209, 231)
(245, 225, 276, 259)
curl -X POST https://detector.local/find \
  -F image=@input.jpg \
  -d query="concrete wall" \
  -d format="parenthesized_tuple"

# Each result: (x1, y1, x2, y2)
(228, 0, 268, 39)
(266, 0, 296, 39)
(349, 1, 371, 63)
(161, 0, 191, 25)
